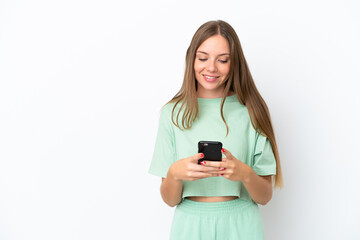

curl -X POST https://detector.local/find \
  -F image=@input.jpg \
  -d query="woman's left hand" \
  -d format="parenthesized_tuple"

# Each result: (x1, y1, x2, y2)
(201, 148, 251, 182)
(202, 147, 273, 204)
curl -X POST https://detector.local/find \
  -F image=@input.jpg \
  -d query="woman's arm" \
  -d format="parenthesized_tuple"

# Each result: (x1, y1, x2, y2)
(241, 168, 273, 205)
(160, 174, 183, 207)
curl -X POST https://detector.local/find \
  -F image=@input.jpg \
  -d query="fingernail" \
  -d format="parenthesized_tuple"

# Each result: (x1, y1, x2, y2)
(199, 153, 204, 158)
(219, 167, 225, 170)
(221, 174, 224, 176)
(200, 161, 206, 165)
(221, 148, 225, 153)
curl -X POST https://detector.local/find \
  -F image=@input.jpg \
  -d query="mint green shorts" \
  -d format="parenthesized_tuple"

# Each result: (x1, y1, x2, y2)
(170, 198, 265, 240)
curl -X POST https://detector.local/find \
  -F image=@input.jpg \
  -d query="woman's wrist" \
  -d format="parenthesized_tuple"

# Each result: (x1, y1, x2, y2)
(240, 164, 254, 184)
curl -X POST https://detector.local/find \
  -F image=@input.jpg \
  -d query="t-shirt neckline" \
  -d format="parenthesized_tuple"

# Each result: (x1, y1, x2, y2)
(197, 94, 238, 105)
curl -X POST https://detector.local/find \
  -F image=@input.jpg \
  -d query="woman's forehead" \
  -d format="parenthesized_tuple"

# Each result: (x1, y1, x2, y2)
(197, 35, 230, 55)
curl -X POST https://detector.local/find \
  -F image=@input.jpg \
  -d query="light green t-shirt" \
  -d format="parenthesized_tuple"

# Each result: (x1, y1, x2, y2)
(148, 94, 277, 202)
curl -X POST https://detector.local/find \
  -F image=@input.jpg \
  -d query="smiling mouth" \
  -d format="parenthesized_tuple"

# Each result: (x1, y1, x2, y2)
(203, 75, 220, 82)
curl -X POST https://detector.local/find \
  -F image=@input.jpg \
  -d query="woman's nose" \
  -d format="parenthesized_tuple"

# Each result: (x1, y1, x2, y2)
(207, 60, 217, 72)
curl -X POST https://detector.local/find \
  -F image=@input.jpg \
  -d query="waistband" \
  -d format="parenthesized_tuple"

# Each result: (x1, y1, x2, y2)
(176, 198, 256, 216)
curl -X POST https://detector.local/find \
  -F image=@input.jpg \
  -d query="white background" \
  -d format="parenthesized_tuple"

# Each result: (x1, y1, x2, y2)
(1, 0, 359, 239)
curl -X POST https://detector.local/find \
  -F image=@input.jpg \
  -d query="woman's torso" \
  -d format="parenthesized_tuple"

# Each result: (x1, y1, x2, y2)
(167, 94, 255, 202)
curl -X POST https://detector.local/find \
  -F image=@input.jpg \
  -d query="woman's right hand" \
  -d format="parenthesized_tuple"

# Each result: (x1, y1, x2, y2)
(167, 153, 222, 181)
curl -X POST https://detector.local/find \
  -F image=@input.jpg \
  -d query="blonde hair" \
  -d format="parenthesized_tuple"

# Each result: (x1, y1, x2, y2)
(166, 20, 283, 188)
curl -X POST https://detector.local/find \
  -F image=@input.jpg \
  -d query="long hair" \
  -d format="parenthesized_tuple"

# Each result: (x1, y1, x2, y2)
(166, 20, 283, 188)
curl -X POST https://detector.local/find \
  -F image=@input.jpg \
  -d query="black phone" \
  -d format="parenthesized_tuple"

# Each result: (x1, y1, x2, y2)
(198, 141, 223, 164)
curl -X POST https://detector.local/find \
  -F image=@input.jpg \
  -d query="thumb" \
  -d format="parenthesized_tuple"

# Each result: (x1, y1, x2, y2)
(193, 152, 205, 163)
(222, 148, 233, 159)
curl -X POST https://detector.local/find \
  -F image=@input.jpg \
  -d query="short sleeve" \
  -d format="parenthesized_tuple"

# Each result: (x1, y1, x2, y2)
(148, 105, 177, 178)
(251, 133, 277, 176)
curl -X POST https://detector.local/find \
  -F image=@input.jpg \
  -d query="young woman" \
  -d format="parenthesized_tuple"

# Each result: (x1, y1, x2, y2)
(149, 20, 283, 240)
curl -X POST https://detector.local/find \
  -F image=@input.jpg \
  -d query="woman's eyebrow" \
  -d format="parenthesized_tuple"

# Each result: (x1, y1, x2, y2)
(196, 51, 230, 56)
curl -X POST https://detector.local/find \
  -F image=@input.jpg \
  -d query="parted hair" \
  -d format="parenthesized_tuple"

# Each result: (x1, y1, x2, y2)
(166, 20, 283, 188)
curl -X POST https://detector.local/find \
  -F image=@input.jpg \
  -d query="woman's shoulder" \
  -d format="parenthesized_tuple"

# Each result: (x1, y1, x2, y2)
(160, 101, 176, 113)
(157, 101, 180, 123)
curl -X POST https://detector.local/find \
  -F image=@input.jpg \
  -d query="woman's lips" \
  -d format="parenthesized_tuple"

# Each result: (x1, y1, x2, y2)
(203, 74, 219, 82)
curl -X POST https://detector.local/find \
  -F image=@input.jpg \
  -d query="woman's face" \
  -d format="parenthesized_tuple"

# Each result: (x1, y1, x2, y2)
(194, 34, 231, 98)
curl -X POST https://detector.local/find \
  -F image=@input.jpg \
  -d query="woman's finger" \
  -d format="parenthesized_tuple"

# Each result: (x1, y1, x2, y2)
(221, 148, 234, 160)
(200, 160, 227, 168)
(188, 171, 219, 180)
(190, 163, 222, 172)
(191, 152, 205, 163)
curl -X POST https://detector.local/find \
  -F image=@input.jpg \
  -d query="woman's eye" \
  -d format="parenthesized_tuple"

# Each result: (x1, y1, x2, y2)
(219, 59, 229, 63)
(198, 58, 207, 61)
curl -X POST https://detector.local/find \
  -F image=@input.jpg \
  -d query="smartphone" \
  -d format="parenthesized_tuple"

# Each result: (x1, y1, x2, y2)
(198, 141, 223, 164)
